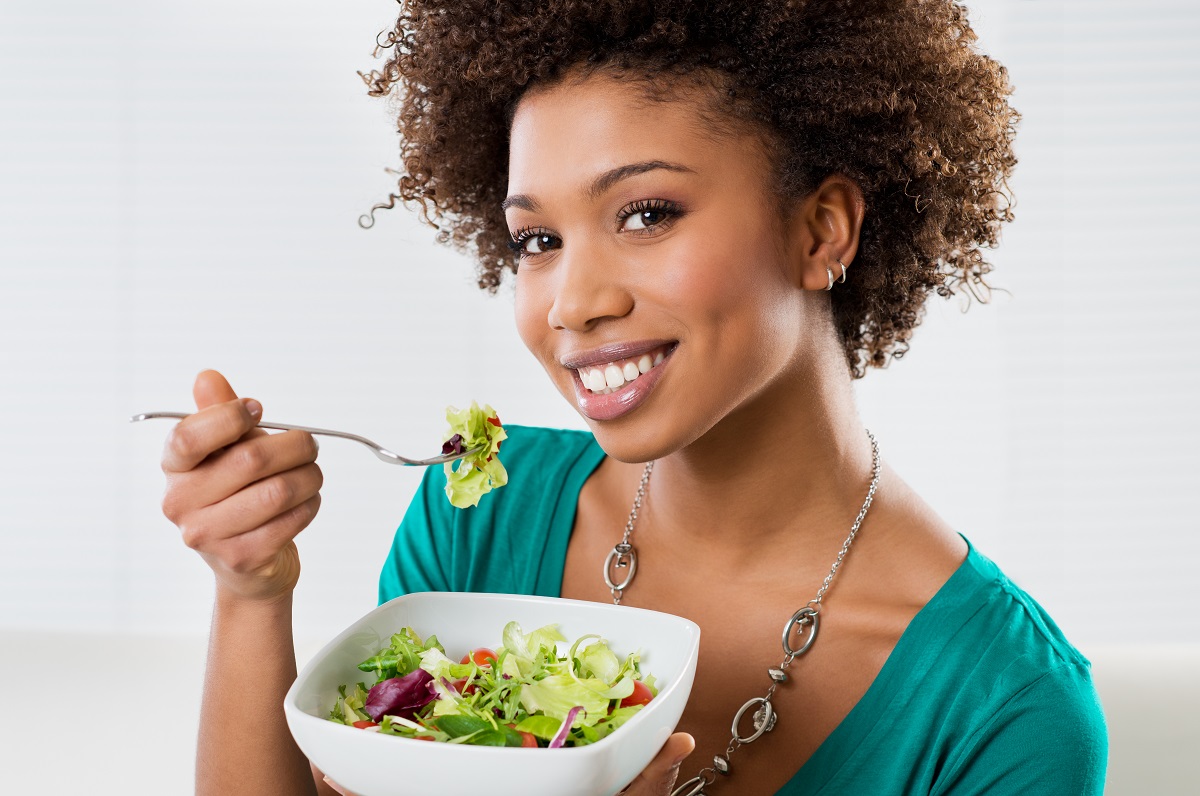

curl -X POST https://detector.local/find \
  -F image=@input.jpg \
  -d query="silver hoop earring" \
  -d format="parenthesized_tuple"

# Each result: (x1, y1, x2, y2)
(825, 265, 835, 291)
(836, 258, 847, 283)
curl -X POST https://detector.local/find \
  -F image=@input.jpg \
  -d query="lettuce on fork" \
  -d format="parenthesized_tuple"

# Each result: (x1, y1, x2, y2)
(441, 401, 507, 509)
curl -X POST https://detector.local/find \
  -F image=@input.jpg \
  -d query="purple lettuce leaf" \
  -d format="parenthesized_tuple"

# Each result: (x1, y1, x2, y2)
(364, 668, 437, 721)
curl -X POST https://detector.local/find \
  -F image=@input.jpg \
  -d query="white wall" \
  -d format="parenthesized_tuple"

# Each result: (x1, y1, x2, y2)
(0, 1, 1198, 789)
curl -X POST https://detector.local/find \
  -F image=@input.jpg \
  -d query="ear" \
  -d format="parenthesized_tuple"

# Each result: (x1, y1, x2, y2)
(783, 175, 864, 291)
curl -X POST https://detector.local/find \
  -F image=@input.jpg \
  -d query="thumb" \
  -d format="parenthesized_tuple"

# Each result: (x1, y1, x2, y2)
(658, 733, 696, 791)
(193, 369, 241, 411)
(621, 732, 695, 795)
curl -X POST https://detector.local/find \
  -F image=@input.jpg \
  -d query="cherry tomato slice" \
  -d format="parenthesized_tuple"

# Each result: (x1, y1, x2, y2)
(506, 724, 540, 748)
(618, 680, 654, 709)
(414, 735, 435, 741)
(451, 677, 477, 696)
(352, 720, 379, 729)
(460, 648, 498, 667)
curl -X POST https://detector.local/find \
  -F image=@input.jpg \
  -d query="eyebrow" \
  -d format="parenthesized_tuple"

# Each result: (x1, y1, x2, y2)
(501, 160, 695, 213)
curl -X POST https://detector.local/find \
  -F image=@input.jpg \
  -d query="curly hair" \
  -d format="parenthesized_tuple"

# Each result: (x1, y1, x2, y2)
(359, 0, 1018, 378)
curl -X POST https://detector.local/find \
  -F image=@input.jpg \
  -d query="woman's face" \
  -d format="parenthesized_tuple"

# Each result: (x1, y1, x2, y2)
(507, 71, 815, 462)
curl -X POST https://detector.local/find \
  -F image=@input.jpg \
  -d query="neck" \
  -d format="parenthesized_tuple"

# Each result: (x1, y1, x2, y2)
(637, 356, 878, 567)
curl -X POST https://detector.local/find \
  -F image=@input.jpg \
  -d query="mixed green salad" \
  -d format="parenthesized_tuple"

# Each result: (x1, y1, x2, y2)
(328, 622, 658, 748)
(441, 401, 507, 509)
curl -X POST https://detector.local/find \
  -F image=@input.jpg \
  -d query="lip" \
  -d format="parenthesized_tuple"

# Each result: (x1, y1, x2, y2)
(571, 343, 677, 422)
(560, 339, 678, 370)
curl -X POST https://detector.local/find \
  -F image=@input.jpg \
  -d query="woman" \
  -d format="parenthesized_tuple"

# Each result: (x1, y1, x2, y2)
(161, 2, 1108, 794)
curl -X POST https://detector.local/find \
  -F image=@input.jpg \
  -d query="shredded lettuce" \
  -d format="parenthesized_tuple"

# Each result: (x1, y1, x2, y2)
(498, 620, 567, 677)
(358, 627, 444, 681)
(587, 704, 646, 742)
(442, 401, 507, 509)
(328, 683, 373, 725)
(417, 647, 473, 681)
(331, 620, 656, 748)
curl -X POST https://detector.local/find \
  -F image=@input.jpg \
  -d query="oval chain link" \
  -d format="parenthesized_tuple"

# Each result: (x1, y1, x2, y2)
(601, 431, 879, 796)
(606, 460, 653, 605)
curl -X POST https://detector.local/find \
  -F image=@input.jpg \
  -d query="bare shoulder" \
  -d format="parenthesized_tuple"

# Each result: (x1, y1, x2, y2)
(846, 461, 970, 612)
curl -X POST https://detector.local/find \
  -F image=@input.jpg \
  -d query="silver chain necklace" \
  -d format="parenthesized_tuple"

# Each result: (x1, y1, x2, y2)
(604, 430, 881, 796)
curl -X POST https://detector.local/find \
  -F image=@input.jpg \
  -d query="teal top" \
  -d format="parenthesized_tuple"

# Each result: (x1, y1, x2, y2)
(379, 425, 1108, 795)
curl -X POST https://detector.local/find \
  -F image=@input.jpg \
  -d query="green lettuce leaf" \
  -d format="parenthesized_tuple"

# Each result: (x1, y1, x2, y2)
(498, 621, 567, 678)
(587, 704, 646, 741)
(343, 682, 372, 722)
(436, 714, 524, 747)
(519, 674, 633, 722)
(442, 402, 507, 509)
(417, 648, 473, 681)
(328, 685, 347, 725)
(573, 635, 620, 682)
(513, 714, 563, 741)
(328, 683, 372, 725)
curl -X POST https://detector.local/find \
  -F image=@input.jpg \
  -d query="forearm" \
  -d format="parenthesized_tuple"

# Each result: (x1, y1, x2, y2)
(197, 588, 317, 796)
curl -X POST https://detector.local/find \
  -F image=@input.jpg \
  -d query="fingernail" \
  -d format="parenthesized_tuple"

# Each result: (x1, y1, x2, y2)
(245, 399, 262, 419)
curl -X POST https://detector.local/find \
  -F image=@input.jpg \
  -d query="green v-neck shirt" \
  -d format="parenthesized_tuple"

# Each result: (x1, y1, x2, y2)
(379, 425, 1108, 794)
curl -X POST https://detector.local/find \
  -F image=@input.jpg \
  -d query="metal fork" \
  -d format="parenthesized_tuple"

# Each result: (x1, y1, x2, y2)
(129, 411, 483, 466)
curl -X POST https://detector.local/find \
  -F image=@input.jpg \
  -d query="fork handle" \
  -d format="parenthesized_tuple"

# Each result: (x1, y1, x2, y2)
(130, 411, 363, 440)
(130, 410, 396, 453)
(128, 411, 479, 466)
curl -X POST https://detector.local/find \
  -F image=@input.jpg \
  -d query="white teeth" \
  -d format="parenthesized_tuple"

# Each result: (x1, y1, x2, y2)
(576, 346, 673, 395)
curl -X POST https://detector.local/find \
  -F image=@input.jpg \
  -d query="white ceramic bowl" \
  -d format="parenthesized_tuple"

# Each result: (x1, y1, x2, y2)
(285, 592, 701, 796)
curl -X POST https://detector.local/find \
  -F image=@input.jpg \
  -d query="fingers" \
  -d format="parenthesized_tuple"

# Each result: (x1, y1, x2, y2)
(184, 429, 319, 509)
(221, 496, 320, 579)
(160, 372, 324, 602)
(176, 462, 324, 554)
(620, 732, 695, 796)
(321, 776, 357, 796)
(162, 397, 264, 473)
(312, 763, 356, 796)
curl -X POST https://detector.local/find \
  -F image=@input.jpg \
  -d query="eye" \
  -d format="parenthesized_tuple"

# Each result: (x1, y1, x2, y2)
(507, 227, 562, 258)
(617, 198, 683, 235)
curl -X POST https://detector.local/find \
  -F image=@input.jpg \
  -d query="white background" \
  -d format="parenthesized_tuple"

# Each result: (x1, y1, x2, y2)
(1, 1, 1197, 792)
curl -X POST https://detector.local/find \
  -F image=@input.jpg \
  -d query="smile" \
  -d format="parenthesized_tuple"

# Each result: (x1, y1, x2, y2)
(568, 342, 678, 422)
(575, 343, 672, 395)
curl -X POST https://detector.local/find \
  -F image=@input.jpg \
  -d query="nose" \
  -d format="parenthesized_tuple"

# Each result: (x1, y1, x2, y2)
(545, 239, 634, 332)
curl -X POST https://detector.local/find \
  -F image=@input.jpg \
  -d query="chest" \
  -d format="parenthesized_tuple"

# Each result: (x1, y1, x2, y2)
(560, 508, 908, 795)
